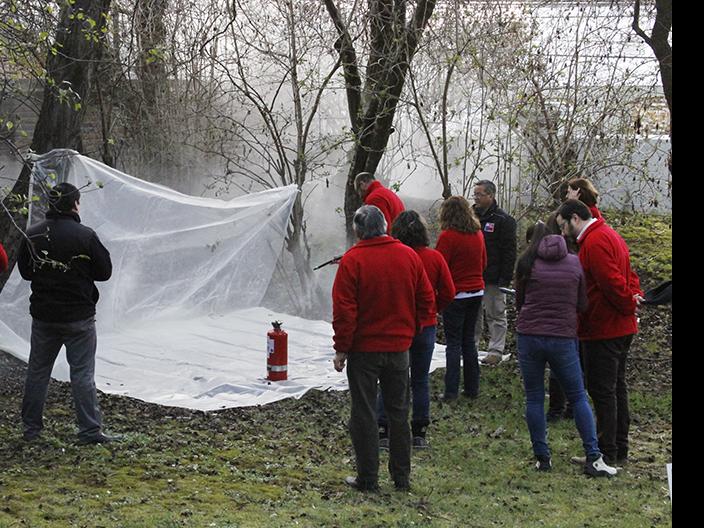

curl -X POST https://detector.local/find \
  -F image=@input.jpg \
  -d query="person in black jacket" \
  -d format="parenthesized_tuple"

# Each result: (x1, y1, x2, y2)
(18, 182, 117, 444)
(472, 180, 517, 365)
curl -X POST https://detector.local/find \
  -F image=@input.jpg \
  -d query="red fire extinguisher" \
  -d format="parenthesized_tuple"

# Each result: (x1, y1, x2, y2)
(267, 320, 288, 381)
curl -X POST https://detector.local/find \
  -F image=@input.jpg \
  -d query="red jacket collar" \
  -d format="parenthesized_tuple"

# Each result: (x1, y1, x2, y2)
(364, 180, 383, 198)
(578, 217, 606, 244)
(348, 236, 397, 251)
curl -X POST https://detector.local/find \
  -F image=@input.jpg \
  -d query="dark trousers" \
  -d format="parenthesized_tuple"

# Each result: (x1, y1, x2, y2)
(347, 351, 411, 487)
(377, 325, 436, 431)
(443, 297, 483, 397)
(22, 317, 103, 441)
(583, 335, 634, 462)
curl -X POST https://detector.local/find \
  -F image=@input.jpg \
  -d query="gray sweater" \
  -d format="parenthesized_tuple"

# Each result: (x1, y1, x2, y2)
(516, 235, 587, 338)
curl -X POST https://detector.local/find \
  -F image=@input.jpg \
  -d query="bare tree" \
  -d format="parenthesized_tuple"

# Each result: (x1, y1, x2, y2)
(1, 0, 112, 292)
(183, 0, 343, 316)
(633, 0, 671, 174)
(324, 0, 438, 242)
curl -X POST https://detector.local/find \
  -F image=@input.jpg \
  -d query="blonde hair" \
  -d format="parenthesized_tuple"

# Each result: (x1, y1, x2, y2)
(439, 196, 481, 233)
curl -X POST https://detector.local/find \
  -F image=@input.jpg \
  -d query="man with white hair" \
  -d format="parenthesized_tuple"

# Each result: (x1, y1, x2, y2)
(332, 205, 434, 492)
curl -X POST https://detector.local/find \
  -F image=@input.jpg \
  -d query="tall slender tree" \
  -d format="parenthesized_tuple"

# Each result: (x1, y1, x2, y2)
(324, 0, 437, 243)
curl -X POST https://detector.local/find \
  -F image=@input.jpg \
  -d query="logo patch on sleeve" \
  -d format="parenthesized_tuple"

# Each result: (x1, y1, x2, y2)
(484, 222, 495, 233)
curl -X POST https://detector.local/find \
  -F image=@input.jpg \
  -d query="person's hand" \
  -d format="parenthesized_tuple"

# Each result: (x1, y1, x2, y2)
(634, 293, 645, 307)
(566, 187, 581, 200)
(333, 352, 348, 372)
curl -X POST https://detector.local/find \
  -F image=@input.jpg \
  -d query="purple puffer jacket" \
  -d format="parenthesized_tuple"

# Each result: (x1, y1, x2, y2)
(516, 235, 588, 338)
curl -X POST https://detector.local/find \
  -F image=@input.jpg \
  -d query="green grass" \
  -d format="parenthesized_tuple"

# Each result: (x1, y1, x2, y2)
(0, 360, 672, 528)
(598, 211, 672, 285)
(0, 211, 672, 527)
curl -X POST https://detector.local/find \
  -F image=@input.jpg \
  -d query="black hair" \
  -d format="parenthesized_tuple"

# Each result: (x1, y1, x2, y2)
(557, 199, 592, 222)
(391, 210, 430, 247)
(515, 221, 549, 287)
(48, 182, 80, 212)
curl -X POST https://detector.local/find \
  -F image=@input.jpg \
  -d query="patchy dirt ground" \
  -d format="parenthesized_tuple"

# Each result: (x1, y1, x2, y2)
(0, 302, 670, 440)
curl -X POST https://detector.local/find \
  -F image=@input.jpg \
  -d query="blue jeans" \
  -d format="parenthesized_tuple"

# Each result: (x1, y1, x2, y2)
(378, 325, 437, 428)
(443, 297, 482, 397)
(517, 334, 600, 459)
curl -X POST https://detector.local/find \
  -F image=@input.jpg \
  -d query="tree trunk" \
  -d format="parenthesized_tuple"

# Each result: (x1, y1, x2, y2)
(286, 194, 328, 318)
(0, 0, 112, 292)
(328, 0, 438, 245)
(633, 0, 672, 173)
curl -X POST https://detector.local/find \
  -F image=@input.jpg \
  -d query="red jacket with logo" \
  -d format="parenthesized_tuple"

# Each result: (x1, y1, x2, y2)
(363, 181, 405, 233)
(577, 219, 643, 340)
(332, 236, 435, 354)
(414, 246, 456, 326)
(435, 229, 487, 293)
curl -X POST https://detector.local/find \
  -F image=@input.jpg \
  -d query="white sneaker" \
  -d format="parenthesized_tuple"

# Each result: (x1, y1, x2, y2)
(584, 455, 618, 477)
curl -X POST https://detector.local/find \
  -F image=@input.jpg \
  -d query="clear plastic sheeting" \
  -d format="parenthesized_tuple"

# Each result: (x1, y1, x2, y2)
(0, 150, 451, 410)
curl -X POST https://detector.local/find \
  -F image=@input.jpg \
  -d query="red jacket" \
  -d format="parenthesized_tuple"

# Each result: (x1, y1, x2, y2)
(577, 219, 643, 340)
(363, 181, 405, 233)
(414, 246, 456, 326)
(589, 205, 603, 220)
(0, 242, 8, 273)
(332, 236, 434, 354)
(435, 229, 487, 293)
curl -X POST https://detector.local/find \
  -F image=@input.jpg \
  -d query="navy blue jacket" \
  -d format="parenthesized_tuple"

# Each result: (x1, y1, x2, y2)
(474, 201, 517, 287)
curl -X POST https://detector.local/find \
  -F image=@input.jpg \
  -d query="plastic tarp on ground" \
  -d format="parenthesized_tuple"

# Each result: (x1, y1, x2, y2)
(0, 150, 350, 409)
(0, 151, 457, 410)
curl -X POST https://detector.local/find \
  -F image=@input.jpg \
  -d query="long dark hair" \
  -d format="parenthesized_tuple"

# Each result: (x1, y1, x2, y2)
(391, 210, 430, 247)
(515, 221, 549, 287)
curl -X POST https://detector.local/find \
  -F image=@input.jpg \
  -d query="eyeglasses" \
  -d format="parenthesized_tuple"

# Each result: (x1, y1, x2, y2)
(472, 192, 488, 198)
(557, 218, 571, 232)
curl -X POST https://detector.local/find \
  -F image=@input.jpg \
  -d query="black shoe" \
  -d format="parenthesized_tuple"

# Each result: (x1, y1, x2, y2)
(535, 455, 552, 472)
(22, 432, 41, 442)
(439, 393, 458, 402)
(344, 476, 379, 492)
(77, 433, 123, 446)
(394, 479, 411, 491)
(412, 436, 430, 450)
(546, 411, 563, 423)
(583, 454, 617, 477)
(461, 391, 478, 400)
